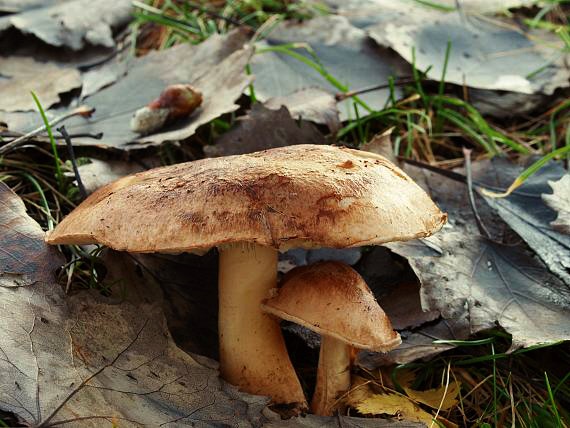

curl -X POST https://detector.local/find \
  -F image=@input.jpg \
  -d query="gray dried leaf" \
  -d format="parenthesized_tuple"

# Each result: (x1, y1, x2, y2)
(59, 30, 253, 150)
(388, 166, 570, 350)
(250, 15, 404, 121)
(542, 174, 570, 234)
(367, 13, 568, 95)
(0, 183, 271, 426)
(0, 0, 132, 49)
(204, 104, 326, 157)
(477, 159, 570, 287)
(0, 56, 81, 111)
(264, 87, 341, 133)
(0, 0, 58, 13)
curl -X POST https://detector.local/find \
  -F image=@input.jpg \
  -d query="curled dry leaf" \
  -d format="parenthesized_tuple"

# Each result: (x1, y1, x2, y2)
(0, 56, 82, 112)
(542, 174, 570, 235)
(0, 182, 274, 426)
(0, 0, 132, 49)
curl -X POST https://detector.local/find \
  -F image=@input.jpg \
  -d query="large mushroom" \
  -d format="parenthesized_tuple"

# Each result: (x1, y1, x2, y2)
(262, 261, 400, 416)
(46, 144, 446, 408)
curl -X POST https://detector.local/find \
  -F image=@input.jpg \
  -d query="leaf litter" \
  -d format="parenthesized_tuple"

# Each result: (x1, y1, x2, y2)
(0, 182, 275, 426)
(542, 174, 570, 234)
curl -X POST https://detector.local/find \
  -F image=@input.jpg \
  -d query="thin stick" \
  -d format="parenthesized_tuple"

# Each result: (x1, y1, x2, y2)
(58, 126, 87, 200)
(463, 147, 491, 239)
(335, 77, 416, 101)
(0, 106, 94, 156)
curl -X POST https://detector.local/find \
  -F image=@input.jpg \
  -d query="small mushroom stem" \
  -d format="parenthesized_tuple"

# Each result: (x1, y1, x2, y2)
(218, 242, 306, 406)
(311, 336, 351, 416)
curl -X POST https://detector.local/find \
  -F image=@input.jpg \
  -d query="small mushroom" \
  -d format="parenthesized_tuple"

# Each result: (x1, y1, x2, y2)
(262, 261, 401, 416)
(46, 144, 445, 408)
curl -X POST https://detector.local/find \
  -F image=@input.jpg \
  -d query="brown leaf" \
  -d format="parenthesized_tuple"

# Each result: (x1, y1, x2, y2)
(0, 57, 82, 111)
(204, 104, 326, 157)
(0, 184, 272, 426)
(356, 393, 438, 425)
(542, 174, 570, 234)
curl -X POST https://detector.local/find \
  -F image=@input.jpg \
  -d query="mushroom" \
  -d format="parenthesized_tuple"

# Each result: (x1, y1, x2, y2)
(46, 144, 445, 408)
(262, 261, 401, 416)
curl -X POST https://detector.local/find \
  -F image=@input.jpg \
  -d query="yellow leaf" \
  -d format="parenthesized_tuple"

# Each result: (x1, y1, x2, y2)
(395, 369, 460, 410)
(404, 381, 460, 410)
(356, 393, 437, 426)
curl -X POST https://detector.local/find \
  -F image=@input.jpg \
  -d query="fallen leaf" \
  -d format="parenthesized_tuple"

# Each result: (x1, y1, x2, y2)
(542, 174, 570, 234)
(388, 165, 570, 350)
(476, 158, 570, 287)
(361, 128, 396, 163)
(0, 56, 82, 111)
(0, 182, 273, 426)
(267, 414, 423, 427)
(60, 30, 253, 150)
(396, 370, 459, 410)
(74, 158, 160, 195)
(264, 87, 341, 133)
(369, 13, 568, 95)
(204, 104, 326, 157)
(250, 15, 404, 121)
(0, 182, 63, 287)
(0, 0, 58, 13)
(0, 0, 132, 50)
(356, 393, 439, 426)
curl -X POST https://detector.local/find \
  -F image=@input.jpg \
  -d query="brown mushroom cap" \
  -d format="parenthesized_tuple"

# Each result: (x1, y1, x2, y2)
(261, 261, 401, 351)
(46, 144, 446, 252)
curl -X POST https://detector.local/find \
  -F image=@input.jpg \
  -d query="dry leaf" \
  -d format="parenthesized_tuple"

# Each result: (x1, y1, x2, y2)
(357, 393, 437, 425)
(204, 104, 326, 157)
(250, 15, 404, 121)
(0, 0, 132, 49)
(477, 159, 570, 287)
(0, 182, 272, 426)
(388, 164, 570, 350)
(542, 174, 570, 234)
(361, 128, 396, 163)
(0, 56, 81, 111)
(264, 87, 341, 133)
(396, 370, 459, 410)
(62, 30, 253, 150)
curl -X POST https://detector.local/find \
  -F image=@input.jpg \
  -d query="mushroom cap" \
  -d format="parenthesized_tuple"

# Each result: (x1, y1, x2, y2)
(261, 261, 401, 351)
(46, 144, 446, 252)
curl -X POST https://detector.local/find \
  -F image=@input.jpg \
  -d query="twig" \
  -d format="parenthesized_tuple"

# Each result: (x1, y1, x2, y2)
(335, 77, 416, 101)
(463, 147, 491, 239)
(0, 106, 94, 156)
(57, 126, 87, 200)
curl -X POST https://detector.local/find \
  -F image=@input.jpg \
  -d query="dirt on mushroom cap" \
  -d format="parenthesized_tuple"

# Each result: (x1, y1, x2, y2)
(46, 144, 447, 252)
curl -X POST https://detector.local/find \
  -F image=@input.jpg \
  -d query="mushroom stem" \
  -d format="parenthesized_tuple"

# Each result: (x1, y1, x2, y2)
(311, 336, 350, 416)
(218, 242, 306, 406)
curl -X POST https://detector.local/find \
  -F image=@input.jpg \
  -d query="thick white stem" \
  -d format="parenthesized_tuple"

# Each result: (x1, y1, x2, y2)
(311, 336, 350, 416)
(218, 243, 306, 406)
